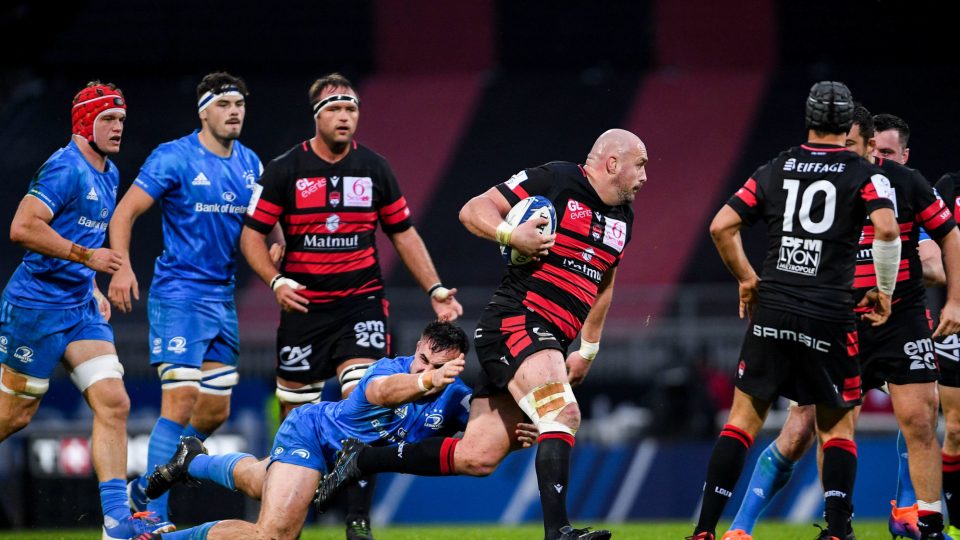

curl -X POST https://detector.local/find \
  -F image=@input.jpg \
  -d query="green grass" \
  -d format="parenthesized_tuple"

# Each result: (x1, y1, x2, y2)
(0, 520, 896, 539)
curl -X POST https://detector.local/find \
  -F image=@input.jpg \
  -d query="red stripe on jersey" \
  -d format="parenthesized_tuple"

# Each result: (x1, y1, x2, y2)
(285, 222, 375, 235)
(301, 141, 309, 152)
(522, 291, 580, 339)
(250, 207, 280, 227)
(256, 198, 283, 216)
(287, 249, 376, 263)
(531, 265, 597, 305)
(285, 212, 378, 224)
(853, 269, 910, 289)
(299, 282, 383, 303)
(918, 199, 953, 230)
(381, 206, 411, 226)
(380, 197, 409, 217)
(512, 184, 529, 199)
(801, 144, 846, 153)
(734, 178, 758, 207)
(286, 259, 376, 275)
(846, 331, 859, 357)
(576, 165, 587, 177)
(552, 233, 617, 266)
(861, 182, 882, 202)
(855, 259, 909, 276)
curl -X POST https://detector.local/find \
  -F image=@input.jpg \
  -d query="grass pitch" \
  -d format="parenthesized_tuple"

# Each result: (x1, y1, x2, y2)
(0, 520, 895, 539)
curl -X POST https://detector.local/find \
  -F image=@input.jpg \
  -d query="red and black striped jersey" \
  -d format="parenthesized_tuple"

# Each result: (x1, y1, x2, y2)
(935, 171, 960, 227)
(853, 159, 954, 309)
(727, 143, 895, 322)
(244, 140, 413, 307)
(493, 161, 633, 342)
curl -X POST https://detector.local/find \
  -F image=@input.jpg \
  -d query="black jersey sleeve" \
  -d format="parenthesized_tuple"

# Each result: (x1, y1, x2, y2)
(912, 169, 956, 240)
(495, 164, 556, 207)
(376, 162, 413, 234)
(936, 174, 959, 215)
(725, 168, 766, 226)
(244, 158, 289, 234)
(859, 166, 897, 215)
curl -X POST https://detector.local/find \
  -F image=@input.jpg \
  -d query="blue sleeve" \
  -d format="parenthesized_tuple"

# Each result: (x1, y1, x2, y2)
(450, 380, 471, 428)
(27, 158, 78, 216)
(919, 230, 932, 242)
(133, 146, 180, 200)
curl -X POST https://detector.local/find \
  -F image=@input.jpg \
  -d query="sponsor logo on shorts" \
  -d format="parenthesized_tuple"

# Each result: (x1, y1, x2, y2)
(273, 446, 284, 455)
(152, 338, 162, 355)
(13, 346, 34, 362)
(532, 327, 555, 342)
(0, 336, 7, 354)
(905, 338, 937, 370)
(752, 324, 830, 352)
(935, 334, 960, 362)
(278, 345, 312, 372)
(737, 360, 745, 378)
(291, 449, 310, 459)
(394, 405, 408, 419)
(167, 337, 187, 355)
(344, 177, 372, 207)
(777, 235, 822, 276)
(354, 320, 386, 349)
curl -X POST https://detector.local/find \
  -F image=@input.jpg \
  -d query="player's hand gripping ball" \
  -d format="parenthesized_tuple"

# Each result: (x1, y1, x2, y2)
(500, 196, 556, 265)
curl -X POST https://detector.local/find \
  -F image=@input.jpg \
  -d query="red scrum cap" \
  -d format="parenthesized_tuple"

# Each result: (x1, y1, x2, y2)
(71, 84, 126, 143)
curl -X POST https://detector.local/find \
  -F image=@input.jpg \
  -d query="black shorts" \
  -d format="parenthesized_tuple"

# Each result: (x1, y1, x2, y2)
(736, 306, 861, 408)
(936, 332, 960, 387)
(275, 295, 390, 384)
(472, 303, 567, 397)
(858, 305, 938, 391)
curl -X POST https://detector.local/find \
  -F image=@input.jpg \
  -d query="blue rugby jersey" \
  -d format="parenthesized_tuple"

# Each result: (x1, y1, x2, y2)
(4, 140, 118, 308)
(134, 131, 262, 301)
(309, 355, 471, 465)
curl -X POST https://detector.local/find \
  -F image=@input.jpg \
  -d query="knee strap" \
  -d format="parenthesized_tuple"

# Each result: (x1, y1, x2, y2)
(158, 362, 202, 390)
(338, 363, 373, 395)
(0, 365, 49, 399)
(517, 381, 577, 436)
(71, 354, 124, 392)
(276, 381, 324, 404)
(200, 366, 239, 396)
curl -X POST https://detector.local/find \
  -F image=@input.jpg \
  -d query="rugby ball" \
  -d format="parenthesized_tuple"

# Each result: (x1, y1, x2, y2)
(500, 196, 557, 265)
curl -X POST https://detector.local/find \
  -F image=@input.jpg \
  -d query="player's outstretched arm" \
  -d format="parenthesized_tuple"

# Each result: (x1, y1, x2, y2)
(709, 205, 759, 319)
(108, 185, 155, 312)
(388, 227, 463, 321)
(240, 225, 308, 313)
(10, 196, 121, 273)
(365, 356, 466, 408)
(567, 268, 616, 386)
(934, 228, 960, 337)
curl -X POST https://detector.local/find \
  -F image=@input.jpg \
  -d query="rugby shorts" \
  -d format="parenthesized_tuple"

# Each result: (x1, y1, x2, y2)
(148, 294, 239, 368)
(858, 305, 939, 391)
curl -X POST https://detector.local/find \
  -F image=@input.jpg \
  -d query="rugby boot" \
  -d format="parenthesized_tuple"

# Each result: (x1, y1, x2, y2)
(947, 526, 960, 539)
(685, 533, 714, 540)
(145, 436, 207, 499)
(316, 438, 366, 512)
(556, 525, 612, 540)
(889, 500, 922, 540)
(126, 478, 149, 513)
(720, 530, 752, 540)
(812, 524, 841, 540)
(103, 511, 175, 539)
(346, 516, 374, 540)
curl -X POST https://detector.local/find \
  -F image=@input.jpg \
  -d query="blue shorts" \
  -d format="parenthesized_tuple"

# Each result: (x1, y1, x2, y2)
(0, 297, 114, 379)
(148, 295, 239, 368)
(268, 404, 331, 473)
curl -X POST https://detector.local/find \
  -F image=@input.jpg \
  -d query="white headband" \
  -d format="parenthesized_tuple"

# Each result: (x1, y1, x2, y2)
(198, 86, 243, 112)
(312, 94, 359, 117)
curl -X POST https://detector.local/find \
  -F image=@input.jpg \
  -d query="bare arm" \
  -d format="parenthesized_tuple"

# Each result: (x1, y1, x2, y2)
(920, 239, 946, 287)
(859, 207, 900, 326)
(365, 356, 465, 408)
(567, 268, 616, 386)
(934, 228, 960, 337)
(459, 187, 554, 257)
(388, 227, 463, 321)
(107, 185, 156, 312)
(240, 225, 307, 313)
(709, 205, 758, 319)
(10, 196, 121, 273)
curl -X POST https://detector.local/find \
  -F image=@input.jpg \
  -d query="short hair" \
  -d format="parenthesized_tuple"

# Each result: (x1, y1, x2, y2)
(420, 321, 469, 355)
(873, 113, 910, 148)
(851, 104, 874, 141)
(196, 71, 249, 100)
(308, 73, 357, 108)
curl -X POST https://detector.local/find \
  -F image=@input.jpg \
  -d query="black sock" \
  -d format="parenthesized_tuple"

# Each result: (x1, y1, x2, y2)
(695, 424, 753, 535)
(822, 439, 857, 537)
(345, 473, 377, 524)
(537, 433, 575, 539)
(356, 437, 459, 475)
(944, 452, 960, 525)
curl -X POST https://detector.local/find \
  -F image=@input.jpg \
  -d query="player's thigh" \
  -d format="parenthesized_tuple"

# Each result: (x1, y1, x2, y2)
(888, 381, 939, 430)
(460, 394, 526, 462)
(256, 462, 319, 539)
(507, 348, 568, 397)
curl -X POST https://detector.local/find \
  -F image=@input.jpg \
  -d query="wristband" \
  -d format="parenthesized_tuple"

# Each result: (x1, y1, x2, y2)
(417, 371, 434, 392)
(68, 243, 94, 264)
(579, 340, 600, 362)
(872, 236, 902, 296)
(428, 282, 451, 301)
(495, 222, 515, 246)
(269, 274, 283, 290)
(271, 274, 304, 292)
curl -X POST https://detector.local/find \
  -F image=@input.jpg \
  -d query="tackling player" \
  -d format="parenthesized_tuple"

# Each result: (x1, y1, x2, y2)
(0, 82, 174, 538)
(688, 82, 901, 540)
(315, 128, 649, 540)
(107, 72, 264, 522)
(240, 72, 462, 540)
(720, 107, 960, 540)
(134, 322, 537, 540)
